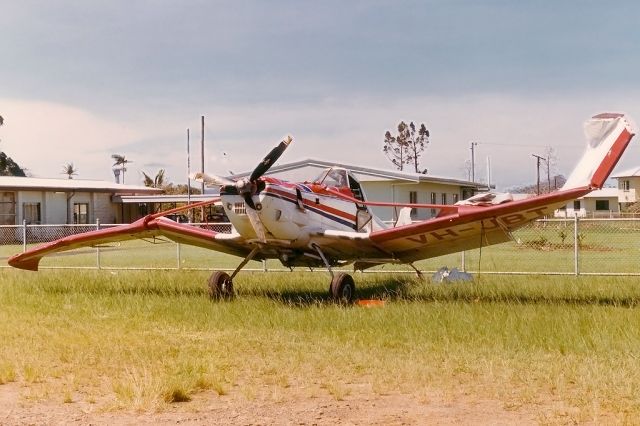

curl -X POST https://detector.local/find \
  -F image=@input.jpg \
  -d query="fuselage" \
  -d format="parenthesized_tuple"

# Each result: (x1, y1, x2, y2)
(220, 168, 382, 247)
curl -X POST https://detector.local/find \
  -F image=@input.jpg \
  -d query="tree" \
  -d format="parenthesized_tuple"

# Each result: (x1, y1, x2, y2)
(0, 115, 25, 176)
(0, 152, 26, 176)
(383, 121, 430, 172)
(61, 163, 78, 179)
(111, 154, 132, 184)
(142, 169, 166, 188)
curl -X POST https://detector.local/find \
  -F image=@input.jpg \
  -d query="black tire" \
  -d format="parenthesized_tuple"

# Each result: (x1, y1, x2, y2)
(330, 273, 356, 303)
(208, 271, 234, 300)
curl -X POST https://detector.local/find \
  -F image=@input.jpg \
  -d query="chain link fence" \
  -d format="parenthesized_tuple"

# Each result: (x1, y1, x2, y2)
(1, 219, 639, 275)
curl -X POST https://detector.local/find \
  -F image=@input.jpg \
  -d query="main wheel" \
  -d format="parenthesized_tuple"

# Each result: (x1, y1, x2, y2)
(330, 273, 356, 303)
(208, 271, 234, 300)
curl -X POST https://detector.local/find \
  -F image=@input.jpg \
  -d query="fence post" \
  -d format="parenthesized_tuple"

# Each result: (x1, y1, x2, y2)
(177, 242, 181, 269)
(22, 219, 27, 253)
(96, 219, 101, 270)
(461, 251, 466, 272)
(573, 214, 579, 276)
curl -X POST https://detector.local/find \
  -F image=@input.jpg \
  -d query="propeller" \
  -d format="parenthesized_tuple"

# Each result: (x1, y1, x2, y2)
(250, 136, 292, 181)
(192, 136, 293, 242)
(190, 172, 235, 187)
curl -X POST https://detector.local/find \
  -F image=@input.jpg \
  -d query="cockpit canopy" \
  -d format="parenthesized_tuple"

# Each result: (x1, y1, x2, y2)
(311, 167, 366, 201)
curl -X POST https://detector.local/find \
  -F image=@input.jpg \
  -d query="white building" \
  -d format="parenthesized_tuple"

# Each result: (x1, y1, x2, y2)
(555, 188, 620, 218)
(613, 167, 640, 206)
(0, 176, 162, 225)
(234, 158, 484, 222)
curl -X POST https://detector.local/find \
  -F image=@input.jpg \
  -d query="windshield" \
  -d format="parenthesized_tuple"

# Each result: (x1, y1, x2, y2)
(312, 167, 349, 187)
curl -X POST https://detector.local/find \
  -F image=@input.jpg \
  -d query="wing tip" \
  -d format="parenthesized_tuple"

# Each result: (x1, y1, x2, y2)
(8, 254, 41, 271)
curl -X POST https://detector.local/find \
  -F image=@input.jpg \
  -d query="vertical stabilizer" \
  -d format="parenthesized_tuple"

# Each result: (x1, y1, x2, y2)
(562, 113, 636, 190)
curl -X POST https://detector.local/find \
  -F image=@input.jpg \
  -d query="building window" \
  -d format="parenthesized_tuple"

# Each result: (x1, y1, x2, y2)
(23, 202, 41, 225)
(573, 200, 581, 210)
(441, 193, 447, 205)
(621, 180, 630, 191)
(595, 200, 610, 211)
(74, 203, 89, 224)
(430, 192, 436, 204)
(409, 191, 417, 217)
(0, 192, 16, 225)
(452, 193, 459, 204)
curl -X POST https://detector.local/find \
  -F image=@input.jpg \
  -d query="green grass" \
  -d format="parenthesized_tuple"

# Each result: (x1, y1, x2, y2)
(0, 268, 639, 422)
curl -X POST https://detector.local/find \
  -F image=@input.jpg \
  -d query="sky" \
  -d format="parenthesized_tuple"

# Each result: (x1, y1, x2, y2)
(1, 0, 640, 190)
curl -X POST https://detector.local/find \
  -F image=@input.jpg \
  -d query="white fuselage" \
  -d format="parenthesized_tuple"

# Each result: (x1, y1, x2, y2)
(221, 182, 360, 247)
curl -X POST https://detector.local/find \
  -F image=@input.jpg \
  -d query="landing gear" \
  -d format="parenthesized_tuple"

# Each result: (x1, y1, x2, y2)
(330, 273, 355, 303)
(207, 247, 260, 301)
(208, 271, 234, 299)
(312, 243, 356, 304)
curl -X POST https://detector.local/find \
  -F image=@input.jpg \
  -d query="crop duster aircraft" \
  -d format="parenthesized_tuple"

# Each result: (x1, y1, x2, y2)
(8, 113, 637, 302)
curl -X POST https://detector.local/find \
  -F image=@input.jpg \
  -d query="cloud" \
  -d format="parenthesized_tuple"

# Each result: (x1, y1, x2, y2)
(2, 93, 638, 190)
(0, 99, 142, 179)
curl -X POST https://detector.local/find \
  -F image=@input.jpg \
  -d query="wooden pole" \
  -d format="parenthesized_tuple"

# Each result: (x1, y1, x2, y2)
(200, 115, 205, 221)
(201, 116, 205, 195)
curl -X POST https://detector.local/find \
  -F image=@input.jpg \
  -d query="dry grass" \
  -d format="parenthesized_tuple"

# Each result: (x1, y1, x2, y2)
(0, 268, 639, 422)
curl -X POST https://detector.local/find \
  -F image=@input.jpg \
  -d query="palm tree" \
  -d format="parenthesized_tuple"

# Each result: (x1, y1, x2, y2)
(111, 154, 132, 184)
(142, 169, 165, 188)
(61, 163, 78, 179)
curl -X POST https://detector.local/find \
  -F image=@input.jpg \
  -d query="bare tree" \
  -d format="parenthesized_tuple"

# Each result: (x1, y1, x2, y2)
(461, 159, 473, 181)
(383, 121, 430, 172)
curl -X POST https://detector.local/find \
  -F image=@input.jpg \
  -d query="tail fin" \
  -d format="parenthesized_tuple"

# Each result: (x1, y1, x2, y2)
(562, 113, 637, 190)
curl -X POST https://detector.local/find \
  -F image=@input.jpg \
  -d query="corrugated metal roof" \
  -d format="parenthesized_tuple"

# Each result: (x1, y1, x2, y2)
(580, 188, 619, 198)
(0, 176, 162, 194)
(228, 158, 483, 188)
(115, 194, 219, 204)
(612, 167, 640, 178)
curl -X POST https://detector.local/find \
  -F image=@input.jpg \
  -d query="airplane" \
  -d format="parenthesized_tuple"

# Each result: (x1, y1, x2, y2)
(8, 113, 637, 302)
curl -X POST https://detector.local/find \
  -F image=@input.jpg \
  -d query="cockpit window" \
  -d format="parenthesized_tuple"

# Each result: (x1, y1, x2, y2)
(312, 168, 349, 187)
(311, 167, 366, 201)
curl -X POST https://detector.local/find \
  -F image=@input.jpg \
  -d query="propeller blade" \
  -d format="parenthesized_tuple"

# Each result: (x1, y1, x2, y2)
(190, 172, 235, 187)
(246, 207, 267, 242)
(249, 136, 293, 182)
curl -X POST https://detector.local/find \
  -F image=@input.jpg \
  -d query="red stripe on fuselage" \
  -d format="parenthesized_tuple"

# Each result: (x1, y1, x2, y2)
(264, 186, 357, 222)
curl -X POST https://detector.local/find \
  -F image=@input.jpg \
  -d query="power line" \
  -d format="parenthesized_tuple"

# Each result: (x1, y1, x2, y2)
(476, 142, 582, 148)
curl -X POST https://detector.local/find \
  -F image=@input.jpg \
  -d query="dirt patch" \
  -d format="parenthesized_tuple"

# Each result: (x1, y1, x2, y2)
(0, 382, 548, 425)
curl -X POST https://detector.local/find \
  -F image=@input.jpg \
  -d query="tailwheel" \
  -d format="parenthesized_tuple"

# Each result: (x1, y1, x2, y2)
(208, 271, 234, 300)
(330, 273, 356, 304)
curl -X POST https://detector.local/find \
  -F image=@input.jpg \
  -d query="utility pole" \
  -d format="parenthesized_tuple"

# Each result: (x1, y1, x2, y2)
(187, 128, 191, 205)
(200, 116, 205, 222)
(532, 154, 547, 195)
(200, 115, 205, 195)
(470, 142, 478, 182)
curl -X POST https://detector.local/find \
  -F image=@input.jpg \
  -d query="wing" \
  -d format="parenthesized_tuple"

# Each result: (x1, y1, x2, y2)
(315, 112, 637, 266)
(306, 187, 589, 266)
(8, 216, 252, 271)
(368, 187, 588, 263)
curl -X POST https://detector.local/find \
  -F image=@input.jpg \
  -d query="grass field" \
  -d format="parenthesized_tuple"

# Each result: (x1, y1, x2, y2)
(1, 267, 639, 422)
